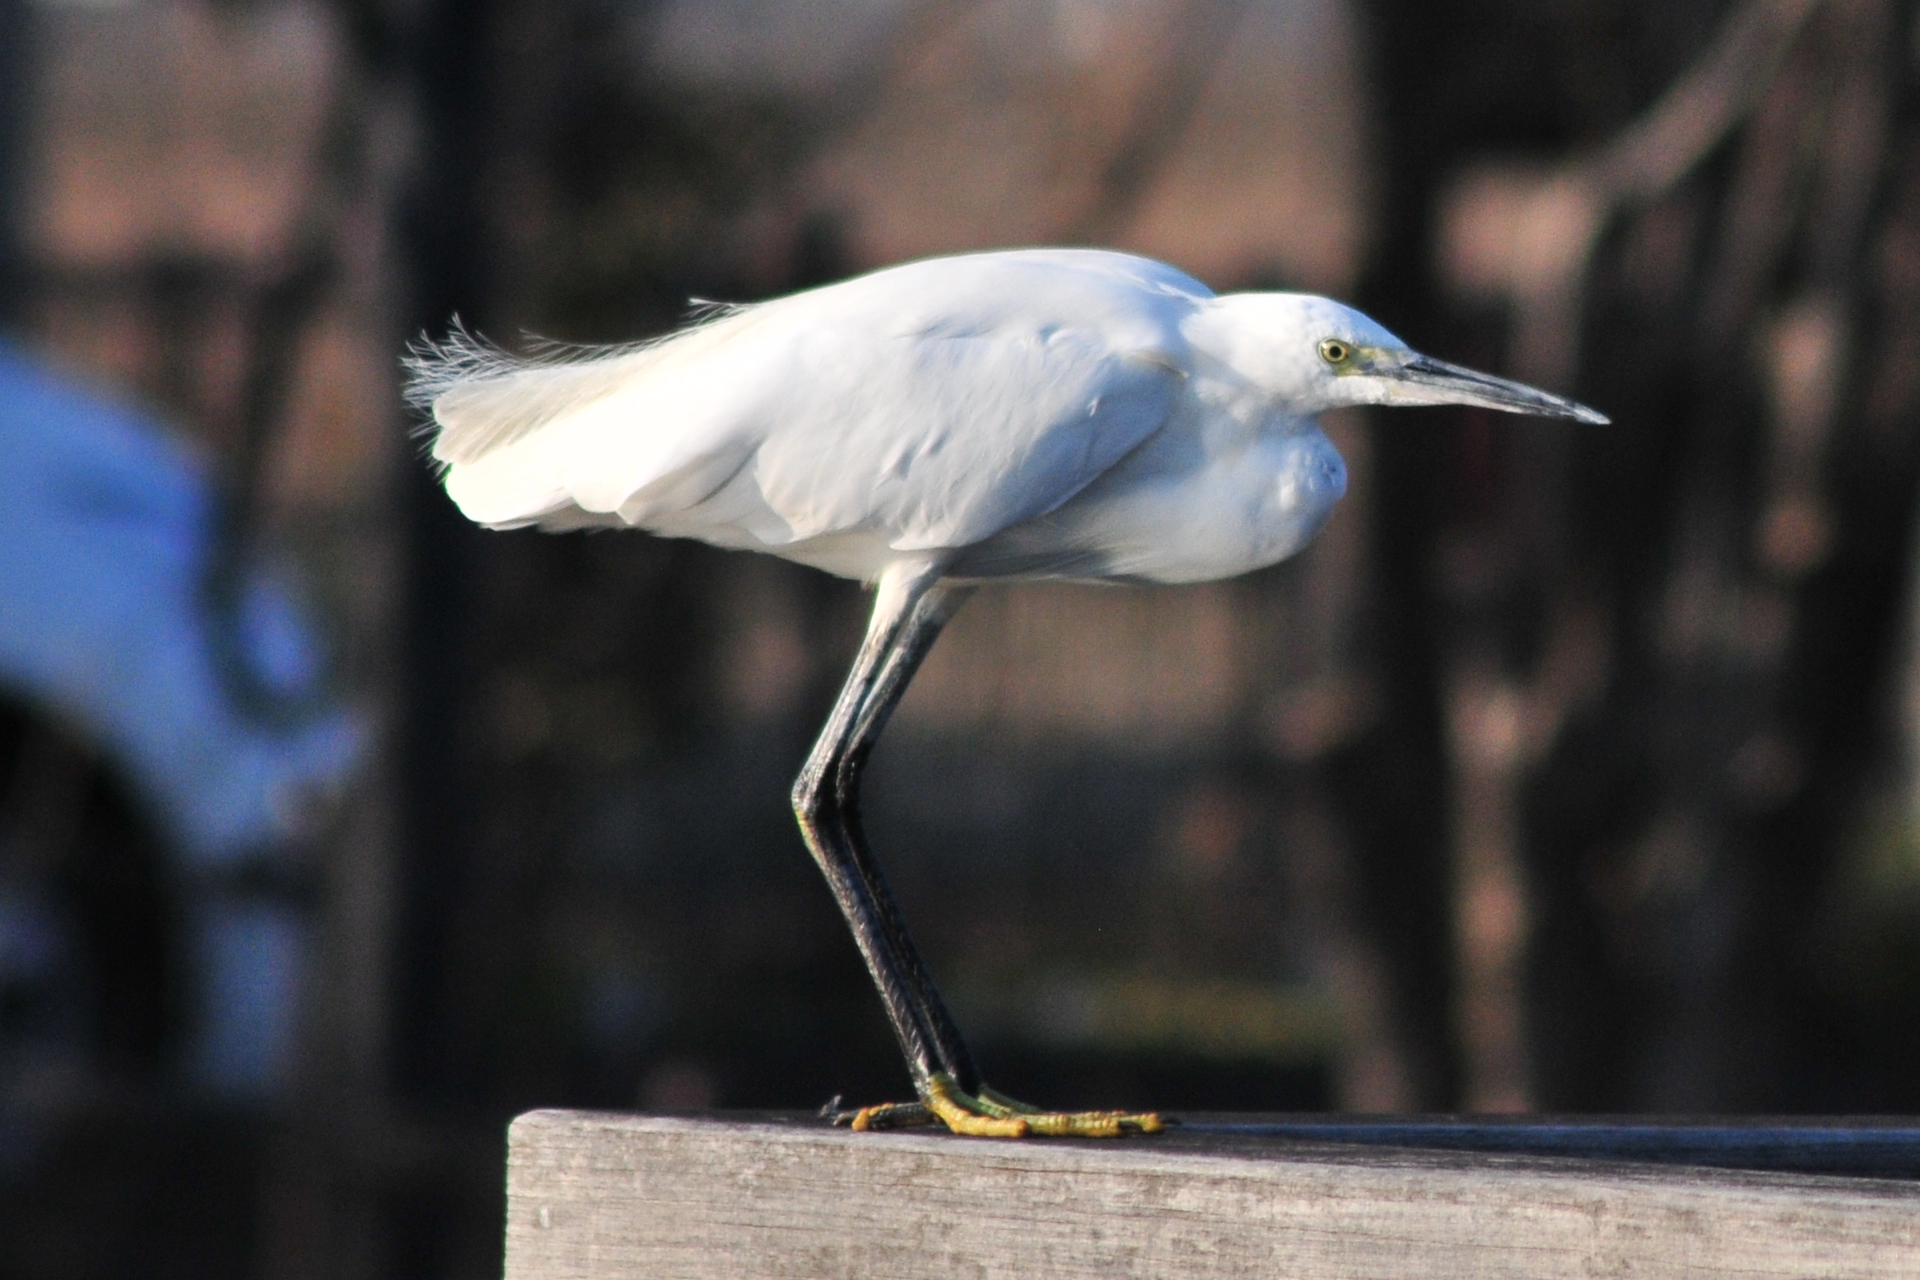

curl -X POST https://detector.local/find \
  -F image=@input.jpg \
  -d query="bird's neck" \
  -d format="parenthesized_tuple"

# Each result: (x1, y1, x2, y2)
(1180, 295, 1328, 411)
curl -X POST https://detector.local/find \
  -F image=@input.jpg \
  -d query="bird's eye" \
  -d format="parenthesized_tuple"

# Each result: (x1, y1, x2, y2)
(1318, 338, 1352, 366)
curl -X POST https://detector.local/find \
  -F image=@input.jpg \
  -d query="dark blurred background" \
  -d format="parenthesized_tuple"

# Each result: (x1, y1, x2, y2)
(2, 0, 1919, 1275)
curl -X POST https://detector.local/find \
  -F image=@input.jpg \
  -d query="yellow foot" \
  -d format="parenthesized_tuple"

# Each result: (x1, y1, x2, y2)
(838, 1073, 1167, 1138)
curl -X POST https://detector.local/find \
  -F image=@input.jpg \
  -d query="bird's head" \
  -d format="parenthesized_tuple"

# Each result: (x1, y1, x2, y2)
(1192, 293, 1608, 424)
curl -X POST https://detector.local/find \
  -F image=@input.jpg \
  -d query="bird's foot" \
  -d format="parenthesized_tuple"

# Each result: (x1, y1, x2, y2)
(834, 1072, 1167, 1138)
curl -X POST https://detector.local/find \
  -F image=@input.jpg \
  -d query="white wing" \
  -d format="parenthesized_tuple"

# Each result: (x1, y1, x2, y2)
(416, 250, 1209, 560)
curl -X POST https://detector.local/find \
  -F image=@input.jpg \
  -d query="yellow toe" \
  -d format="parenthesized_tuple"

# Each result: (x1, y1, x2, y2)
(837, 1075, 1167, 1138)
(925, 1073, 1166, 1139)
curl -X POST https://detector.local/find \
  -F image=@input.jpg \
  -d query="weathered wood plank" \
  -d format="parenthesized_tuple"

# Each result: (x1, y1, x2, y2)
(1180, 1117, 1920, 1177)
(505, 1111, 1920, 1280)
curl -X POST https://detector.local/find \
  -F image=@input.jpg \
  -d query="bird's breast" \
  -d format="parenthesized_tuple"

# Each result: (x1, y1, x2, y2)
(1239, 425, 1348, 566)
(1274, 427, 1348, 525)
(1144, 424, 1347, 582)
(959, 414, 1348, 585)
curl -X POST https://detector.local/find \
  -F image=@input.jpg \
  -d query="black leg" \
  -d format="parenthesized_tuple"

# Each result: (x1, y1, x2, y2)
(791, 560, 980, 1094)
(794, 566, 1166, 1139)
(838, 580, 980, 1091)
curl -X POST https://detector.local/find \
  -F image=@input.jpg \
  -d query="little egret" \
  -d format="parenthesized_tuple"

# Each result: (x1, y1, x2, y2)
(407, 248, 1605, 1137)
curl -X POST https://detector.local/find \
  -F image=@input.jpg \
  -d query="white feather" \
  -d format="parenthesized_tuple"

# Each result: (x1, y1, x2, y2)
(406, 248, 1601, 585)
(407, 251, 1204, 559)
(403, 306, 759, 467)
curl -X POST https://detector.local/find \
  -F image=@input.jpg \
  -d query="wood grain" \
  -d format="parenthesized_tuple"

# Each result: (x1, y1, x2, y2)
(505, 1111, 1920, 1279)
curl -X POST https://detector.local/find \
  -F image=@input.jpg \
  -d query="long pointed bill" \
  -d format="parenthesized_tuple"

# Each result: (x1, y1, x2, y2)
(1379, 353, 1610, 424)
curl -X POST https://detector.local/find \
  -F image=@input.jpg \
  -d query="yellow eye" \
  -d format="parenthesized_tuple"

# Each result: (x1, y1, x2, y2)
(1318, 338, 1352, 365)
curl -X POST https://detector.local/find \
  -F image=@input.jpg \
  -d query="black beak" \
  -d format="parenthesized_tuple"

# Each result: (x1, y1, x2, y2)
(1385, 353, 1609, 424)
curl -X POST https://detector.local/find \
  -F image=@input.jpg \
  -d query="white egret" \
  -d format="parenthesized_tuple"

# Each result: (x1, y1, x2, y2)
(407, 248, 1605, 1137)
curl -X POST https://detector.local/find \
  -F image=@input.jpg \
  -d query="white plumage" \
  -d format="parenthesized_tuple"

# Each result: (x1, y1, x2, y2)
(408, 249, 1601, 587)
(403, 247, 1606, 1138)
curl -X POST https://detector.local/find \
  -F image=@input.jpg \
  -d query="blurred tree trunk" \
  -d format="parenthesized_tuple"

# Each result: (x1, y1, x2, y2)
(1361, 0, 1920, 1112)
(0, 0, 28, 329)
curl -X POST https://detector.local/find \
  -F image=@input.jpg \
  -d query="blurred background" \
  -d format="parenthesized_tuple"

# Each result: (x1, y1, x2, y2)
(2, 0, 1919, 1274)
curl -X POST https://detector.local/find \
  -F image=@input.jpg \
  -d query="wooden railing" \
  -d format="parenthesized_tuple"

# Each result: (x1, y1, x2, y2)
(504, 1110, 1920, 1278)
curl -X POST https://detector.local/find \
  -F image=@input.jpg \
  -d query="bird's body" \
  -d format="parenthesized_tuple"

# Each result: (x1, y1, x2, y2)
(409, 248, 1604, 1138)
(423, 250, 1357, 585)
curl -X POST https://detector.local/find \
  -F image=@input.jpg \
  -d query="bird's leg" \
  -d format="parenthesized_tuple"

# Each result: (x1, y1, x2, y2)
(792, 562, 973, 1112)
(795, 561, 1164, 1139)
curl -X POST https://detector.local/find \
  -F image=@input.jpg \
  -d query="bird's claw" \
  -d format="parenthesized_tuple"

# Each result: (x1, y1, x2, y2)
(833, 1072, 1167, 1138)
(835, 1100, 938, 1130)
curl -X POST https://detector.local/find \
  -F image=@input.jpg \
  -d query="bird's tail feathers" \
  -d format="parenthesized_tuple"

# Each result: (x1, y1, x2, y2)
(402, 303, 757, 468)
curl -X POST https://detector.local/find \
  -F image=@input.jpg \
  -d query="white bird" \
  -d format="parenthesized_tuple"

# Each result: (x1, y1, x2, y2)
(407, 248, 1605, 1137)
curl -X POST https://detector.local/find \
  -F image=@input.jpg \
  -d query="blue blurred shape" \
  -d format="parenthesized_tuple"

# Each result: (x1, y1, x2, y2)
(0, 340, 359, 871)
(185, 896, 307, 1098)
